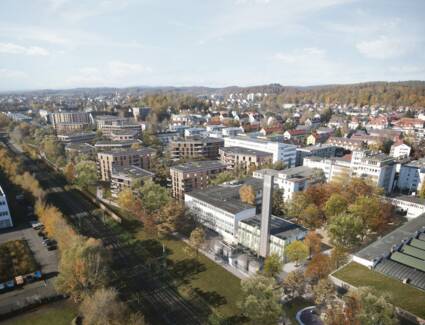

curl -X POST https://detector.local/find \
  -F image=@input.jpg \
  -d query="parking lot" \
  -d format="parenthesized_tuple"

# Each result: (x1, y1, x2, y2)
(0, 226, 59, 315)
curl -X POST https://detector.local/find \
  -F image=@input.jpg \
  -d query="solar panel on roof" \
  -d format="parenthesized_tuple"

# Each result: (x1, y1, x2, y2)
(391, 252, 425, 272)
(402, 245, 425, 261)
(410, 238, 425, 251)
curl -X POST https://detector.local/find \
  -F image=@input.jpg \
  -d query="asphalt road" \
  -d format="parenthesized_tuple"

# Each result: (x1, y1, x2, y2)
(4, 140, 203, 325)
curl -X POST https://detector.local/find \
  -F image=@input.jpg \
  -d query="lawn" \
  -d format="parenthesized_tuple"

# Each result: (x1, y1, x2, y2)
(0, 240, 39, 282)
(2, 300, 78, 325)
(333, 262, 425, 319)
(136, 229, 245, 321)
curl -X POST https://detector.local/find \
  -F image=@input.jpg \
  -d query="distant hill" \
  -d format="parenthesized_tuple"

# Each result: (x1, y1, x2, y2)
(2, 81, 425, 108)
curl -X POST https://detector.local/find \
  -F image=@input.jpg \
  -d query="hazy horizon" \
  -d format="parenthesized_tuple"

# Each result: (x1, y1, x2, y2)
(1, 0, 424, 91)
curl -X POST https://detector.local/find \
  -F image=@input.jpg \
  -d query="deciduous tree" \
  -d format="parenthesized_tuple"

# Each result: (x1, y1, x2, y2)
(285, 240, 308, 266)
(239, 185, 256, 205)
(327, 214, 364, 249)
(263, 253, 282, 278)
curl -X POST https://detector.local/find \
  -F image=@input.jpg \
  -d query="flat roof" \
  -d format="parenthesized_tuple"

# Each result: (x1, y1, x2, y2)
(219, 146, 272, 156)
(388, 195, 425, 205)
(240, 215, 307, 240)
(111, 165, 155, 179)
(186, 178, 263, 215)
(170, 160, 226, 173)
(355, 214, 425, 262)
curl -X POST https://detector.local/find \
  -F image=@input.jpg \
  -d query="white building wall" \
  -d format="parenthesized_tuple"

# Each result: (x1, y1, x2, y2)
(0, 187, 13, 229)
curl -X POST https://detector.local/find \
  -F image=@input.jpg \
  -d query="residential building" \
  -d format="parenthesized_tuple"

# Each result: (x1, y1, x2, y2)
(327, 137, 365, 151)
(184, 178, 263, 243)
(65, 143, 95, 159)
(6, 112, 32, 122)
(94, 140, 141, 151)
(0, 186, 13, 229)
(97, 147, 156, 181)
(111, 166, 155, 197)
(295, 144, 339, 166)
(109, 129, 139, 141)
(398, 159, 425, 193)
(366, 116, 389, 129)
(170, 160, 227, 200)
(224, 136, 297, 166)
(95, 115, 141, 135)
(49, 111, 92, 129)
(184, 127, 207, 137)
(303, 156, 352, 182)
(253, 166, 324, 202)
(350, 150, 396, 193)
(219, 147, 273, 171)
(57, 131, 96, 144)
(283, 129, 308, 141)
(390, 141, 411, 158)
(169, 136, 224, 160)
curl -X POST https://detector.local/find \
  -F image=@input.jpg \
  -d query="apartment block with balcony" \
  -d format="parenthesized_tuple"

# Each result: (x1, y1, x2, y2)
(169, 136, 224, 160)
(97, 147, 156, 181)
(170, 160, 226, 200)
(219, 146, 273, 171)
(0, 186, 13, 229)
(110, 166, 155, 197)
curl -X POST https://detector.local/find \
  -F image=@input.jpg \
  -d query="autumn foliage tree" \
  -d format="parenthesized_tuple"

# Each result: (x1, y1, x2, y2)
(239, 185, 256, 205)
(305, 253, 332, 280)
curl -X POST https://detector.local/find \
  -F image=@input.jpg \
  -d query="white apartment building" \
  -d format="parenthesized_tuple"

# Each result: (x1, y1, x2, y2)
(398, 159, 425, 193)
(389, 142, 411, 158)
(350, 151, 396, 193)
(253, 166, 324, 202)
(0, 186, 13, 229)
(303, 156, 352, 182)
(224, 136, 297, 167)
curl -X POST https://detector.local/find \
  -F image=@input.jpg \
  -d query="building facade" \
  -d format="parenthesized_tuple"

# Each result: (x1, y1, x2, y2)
(219, 146, 273, 171)
(111, 166, 155, 197)
(97, 148, 156, 181)
(169, 137, 224, 160)
(170, 160, 227, 200)
(224, 136, 297, 167)
(0, 186, 13, 229)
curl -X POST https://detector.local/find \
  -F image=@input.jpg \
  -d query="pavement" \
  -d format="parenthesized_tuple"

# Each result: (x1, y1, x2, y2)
(0, 226, 59, 315)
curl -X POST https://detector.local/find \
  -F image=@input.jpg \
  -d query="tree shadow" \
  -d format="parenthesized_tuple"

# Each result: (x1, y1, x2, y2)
(169, 258, 206, 283)
(192, 288, 227, 307)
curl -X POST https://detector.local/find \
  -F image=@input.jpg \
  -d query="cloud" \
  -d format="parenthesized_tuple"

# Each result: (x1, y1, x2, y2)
(0, 42, 50, 56)
(66, 61, 152, 87)
(356, 36, 405, 59)
(0, 68, 29, 79)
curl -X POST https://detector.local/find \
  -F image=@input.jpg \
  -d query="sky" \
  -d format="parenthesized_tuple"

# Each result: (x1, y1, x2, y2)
(0, 0, 424, 91)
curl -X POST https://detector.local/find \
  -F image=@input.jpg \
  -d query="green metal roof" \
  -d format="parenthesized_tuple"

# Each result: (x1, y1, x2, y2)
(391, 252, 425, 272)
(410, 239, 425, 251)
(402, 245, 425, 261)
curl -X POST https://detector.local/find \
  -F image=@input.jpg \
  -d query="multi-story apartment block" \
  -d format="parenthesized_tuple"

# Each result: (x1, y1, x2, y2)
(253, 166, 324, 202)
(97, 147, 156, 181)
(49, 111, 92, 133)
(295, 144, 339, 166)
(350, 150, 396, 193)
(94, 140, 141, 151)
(170, 160, 226, 200)
(389, 142, 411, 158)
(327, 137, 365, 151)
(109, 129, 139, 141)
(398, 158, 425, 193)
(95, 115, 141, 136)
(111, 166, 155, 197)
(169, 136, 224, 160)
(224, 136, 297, 167)
(219, 147, 273, 171)
(0, 186, 13, 229)
(303, 156, 352, 182)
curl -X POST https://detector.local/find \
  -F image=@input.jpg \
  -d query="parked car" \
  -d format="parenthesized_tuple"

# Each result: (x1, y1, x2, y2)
(25, 275, 35, 283)
(34, 271, 42, 280)
(0, 283, 5, 293)
(5, 280, 15, 289)
(16, 194, 24, 200)
(47, 245, 57, 251)
(30, 221, 43, 230)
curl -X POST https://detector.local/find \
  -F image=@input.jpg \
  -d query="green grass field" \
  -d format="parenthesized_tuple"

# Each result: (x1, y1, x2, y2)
(0, 240, 39, 282)
(2, 301, 77, 325)
(333, 262, 425, 319)
(136, 229, 244, 321)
